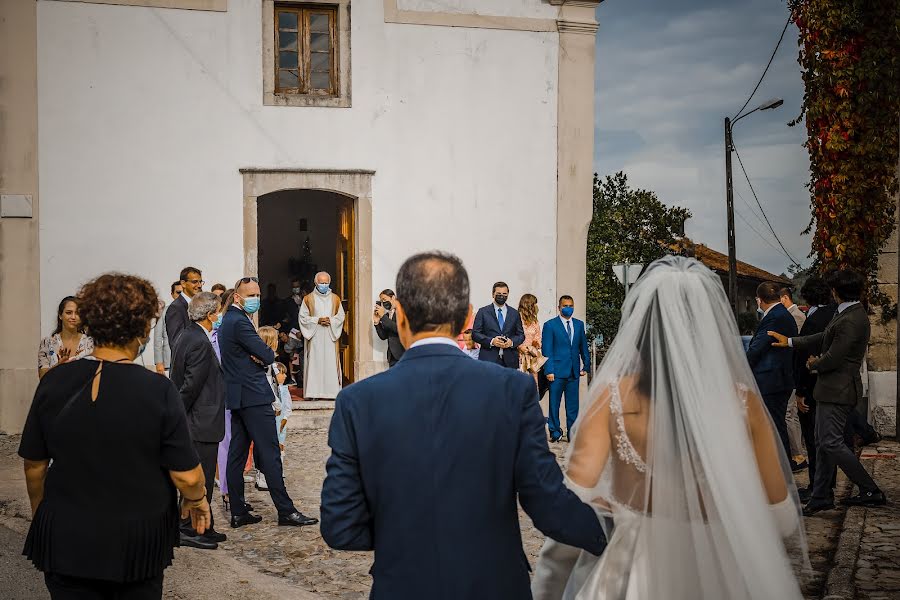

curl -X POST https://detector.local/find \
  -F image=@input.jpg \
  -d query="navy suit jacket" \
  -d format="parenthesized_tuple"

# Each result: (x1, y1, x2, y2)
(217, 305, 276, 410)
(320, 343, 606, 600)
(542, 316, 589, 380)
(164, 294, 189, 351)
(472, 304, 526, 368)
(746, 303, 798, 395)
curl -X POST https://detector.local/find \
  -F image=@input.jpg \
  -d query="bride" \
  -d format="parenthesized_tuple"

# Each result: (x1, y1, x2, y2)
(532, 256, 807, 600)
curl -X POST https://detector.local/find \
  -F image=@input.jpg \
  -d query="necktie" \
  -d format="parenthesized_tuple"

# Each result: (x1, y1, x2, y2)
(498, 308, 505, 331)
(566, 320, 573, 344)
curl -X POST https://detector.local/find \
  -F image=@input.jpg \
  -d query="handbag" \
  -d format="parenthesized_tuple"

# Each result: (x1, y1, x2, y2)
(527, 354, 548, 374)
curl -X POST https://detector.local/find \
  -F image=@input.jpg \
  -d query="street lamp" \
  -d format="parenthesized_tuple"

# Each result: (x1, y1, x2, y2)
(724, 97, 783, 315)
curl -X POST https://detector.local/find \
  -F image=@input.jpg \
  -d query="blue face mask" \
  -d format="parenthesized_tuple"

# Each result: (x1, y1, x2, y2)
(212, 313, 223, 330)
(560, 306, 575, 318)
(316, 283, 331, 295)
(242, 297, 261, 314)
(136, 339, 148, 358)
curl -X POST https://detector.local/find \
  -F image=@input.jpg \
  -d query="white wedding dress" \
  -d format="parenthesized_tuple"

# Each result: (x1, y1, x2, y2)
(531, 256, 808, 600)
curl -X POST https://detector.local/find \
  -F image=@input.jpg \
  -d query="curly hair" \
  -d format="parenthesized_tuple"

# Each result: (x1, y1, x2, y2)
(77, 273, 160, 347)
(517, 293, 539, 326)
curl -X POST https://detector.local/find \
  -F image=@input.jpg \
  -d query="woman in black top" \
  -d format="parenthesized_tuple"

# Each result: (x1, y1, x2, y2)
(19, 273, 211, 600)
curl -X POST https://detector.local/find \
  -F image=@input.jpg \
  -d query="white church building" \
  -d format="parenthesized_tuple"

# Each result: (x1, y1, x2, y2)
(0, 0, 604, 432)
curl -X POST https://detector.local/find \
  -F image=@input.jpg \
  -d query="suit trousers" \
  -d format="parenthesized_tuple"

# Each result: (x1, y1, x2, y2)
(226, 404, 297, 518)
(786, 392, 805, 458)
(181, 441, 218, 534)
(762, 391, 792, 459)
(798, 399, 818, 487)
(548, 377, 579, 439)
(812, 402, 879, 503)
(44, 572, 163, 600)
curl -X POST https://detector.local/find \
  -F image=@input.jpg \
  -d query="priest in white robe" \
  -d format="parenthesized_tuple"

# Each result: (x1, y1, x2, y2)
(298, 272, 345, 399)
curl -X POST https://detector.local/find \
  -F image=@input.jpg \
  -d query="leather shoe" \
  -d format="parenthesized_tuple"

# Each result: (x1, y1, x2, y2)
(803, 501, 836, 517)
(202, 528, 227, 543)
(180, 532, 218, 550)
(278, 511, 319, 527)
(790, 459, 808, 473)
(798, 487, 812, 503)
(230, 513, 263, 528)
(549, 435, 561, 443)
(840, 490, 887, 507)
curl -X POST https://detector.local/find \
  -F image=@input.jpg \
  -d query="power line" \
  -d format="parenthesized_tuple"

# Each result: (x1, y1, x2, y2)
(731, 141, 801, 267)
(732, 14, 792, 120)
(735, 188, 769, 230)
(735, 207, 785, 255)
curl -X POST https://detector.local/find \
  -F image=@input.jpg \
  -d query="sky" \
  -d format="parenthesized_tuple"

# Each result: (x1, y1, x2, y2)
(593, 0, 811, 276)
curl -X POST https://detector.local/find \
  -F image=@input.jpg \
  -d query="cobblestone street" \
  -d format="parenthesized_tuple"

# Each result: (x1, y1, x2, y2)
(0, 426, 896, 599)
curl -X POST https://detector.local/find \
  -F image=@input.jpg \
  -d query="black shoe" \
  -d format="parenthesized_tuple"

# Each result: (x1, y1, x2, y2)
(798, 487, 812, 503)
(803, 501, 836, 517)
(549, 437, 560, 443)
(790, 459, 808, 473)
(278, 511, 319, 527)
(202, 528, 227, 543)
(840, 490, 887, 507)
(230, 513, 263, 528)
(180, 532, 218, 550)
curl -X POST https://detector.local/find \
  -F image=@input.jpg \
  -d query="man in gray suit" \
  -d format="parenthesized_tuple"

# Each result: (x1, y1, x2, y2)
(770, 268, 885, 515)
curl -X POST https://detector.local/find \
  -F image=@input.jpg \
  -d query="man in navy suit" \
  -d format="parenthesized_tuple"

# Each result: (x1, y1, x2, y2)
(321, 252, 606, 600)
(542, 296, 590, 443)
(219, 276, 318, 529)
(746, 281, 798, 458)
(472, 281, 525, 368)
(166, 266, 203, 351)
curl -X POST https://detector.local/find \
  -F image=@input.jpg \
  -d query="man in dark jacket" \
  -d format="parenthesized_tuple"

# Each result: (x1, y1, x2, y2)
(472, 282, 526, 369)
(747, 281, 798, 458)
(170, 292, 226, 549)
(219, 277, 318, 529)
(792, 276, 837, 501)
(771, 268, 886, 515)
(166, 266, 203, 350)
(321, 252, 606, 600)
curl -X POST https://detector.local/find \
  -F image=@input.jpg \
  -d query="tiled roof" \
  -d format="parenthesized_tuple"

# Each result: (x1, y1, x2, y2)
(670, 239, 792, 285)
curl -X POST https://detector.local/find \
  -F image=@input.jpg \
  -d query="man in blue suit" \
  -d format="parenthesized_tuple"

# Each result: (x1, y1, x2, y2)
(321, 252, 606, 600)
(746, 281, 798, 459)
(542, 296, 590, 443)
(219, 276, 318, 529)
(472, 281, 526, 369)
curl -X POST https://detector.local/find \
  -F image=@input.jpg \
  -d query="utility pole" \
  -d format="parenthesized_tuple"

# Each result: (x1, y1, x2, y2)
(724, 117, 738, 316)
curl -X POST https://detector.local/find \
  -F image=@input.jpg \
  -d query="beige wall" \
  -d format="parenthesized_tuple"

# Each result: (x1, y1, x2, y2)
(554, 1, 601, 322)
(0, 1, 42, 433)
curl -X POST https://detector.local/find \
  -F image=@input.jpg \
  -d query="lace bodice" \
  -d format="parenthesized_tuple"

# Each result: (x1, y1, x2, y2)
(609, 384, 648, 473)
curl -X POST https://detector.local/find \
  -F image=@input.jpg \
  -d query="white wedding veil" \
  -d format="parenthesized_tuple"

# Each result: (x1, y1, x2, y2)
(561, 256, 808, 599)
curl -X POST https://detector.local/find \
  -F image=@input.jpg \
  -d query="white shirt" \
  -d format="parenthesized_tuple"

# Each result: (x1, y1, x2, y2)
(195, 322, 214, 342)
(410, 337, 462, 351)
(761, 303, 777, 318)
(181, 292, 193, 307)
(559, 315, 574, 342)
(838, 301, 860, 314)
(493, 303, 508, 324)
(807, 305, 822, 318)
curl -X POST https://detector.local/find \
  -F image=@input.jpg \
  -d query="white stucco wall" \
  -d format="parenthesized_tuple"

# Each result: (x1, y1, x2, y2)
(398, 0, 559, 19)
(36, 0, 560, 355)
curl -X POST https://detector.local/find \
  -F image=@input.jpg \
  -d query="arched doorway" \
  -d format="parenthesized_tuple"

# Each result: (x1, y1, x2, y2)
(240, 168, 378, 388)
(257, 189, 355, 384)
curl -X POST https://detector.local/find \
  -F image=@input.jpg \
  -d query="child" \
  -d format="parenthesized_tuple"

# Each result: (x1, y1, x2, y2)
(256, 327, 293, 491)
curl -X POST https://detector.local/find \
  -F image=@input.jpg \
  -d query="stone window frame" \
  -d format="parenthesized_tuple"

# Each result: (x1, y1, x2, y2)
(263, 0, 351, 108)
(47, 0, 227, 11)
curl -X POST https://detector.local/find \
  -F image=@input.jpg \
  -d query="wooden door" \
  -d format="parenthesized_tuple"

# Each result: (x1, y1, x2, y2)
(335, 199, 354, 384)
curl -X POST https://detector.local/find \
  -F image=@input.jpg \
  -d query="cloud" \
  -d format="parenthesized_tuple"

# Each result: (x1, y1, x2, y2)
(593, 0, 810, 275)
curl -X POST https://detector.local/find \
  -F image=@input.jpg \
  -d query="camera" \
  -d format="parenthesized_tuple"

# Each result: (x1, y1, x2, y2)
(375, 301, 384, 307)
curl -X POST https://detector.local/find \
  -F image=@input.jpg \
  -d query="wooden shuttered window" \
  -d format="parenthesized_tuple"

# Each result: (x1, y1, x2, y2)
(275, 4, 337, 96)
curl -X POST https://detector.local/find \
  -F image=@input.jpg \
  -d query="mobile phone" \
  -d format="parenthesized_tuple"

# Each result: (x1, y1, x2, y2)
(375, 301, 383, 307)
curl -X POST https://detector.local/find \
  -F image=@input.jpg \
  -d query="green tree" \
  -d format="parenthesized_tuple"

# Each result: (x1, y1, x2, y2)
(586, 172, 691, 344)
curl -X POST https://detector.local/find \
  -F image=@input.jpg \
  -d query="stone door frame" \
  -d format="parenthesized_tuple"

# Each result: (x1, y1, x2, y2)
(240, 168, 379, 381)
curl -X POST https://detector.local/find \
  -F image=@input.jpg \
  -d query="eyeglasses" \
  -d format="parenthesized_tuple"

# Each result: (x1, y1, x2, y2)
(187, 279, 204, 285)
(239, 277, 259, 284)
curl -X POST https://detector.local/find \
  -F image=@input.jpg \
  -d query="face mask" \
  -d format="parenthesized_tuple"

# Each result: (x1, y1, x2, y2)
(292, 287, 301, 295)
(494, 294, 508, 306)
(316, 283, 331, 295)
(242, 297, 261, 314)
(212, 313, 223, 330)
(560, 306, 575, 318)
(136, 338, 148, 359)
(382, 301, 393, 311)
(757, 308, 764, 318)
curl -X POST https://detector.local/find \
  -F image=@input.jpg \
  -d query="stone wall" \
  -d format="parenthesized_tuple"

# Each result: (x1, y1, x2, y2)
(868, 180, 899, 436)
